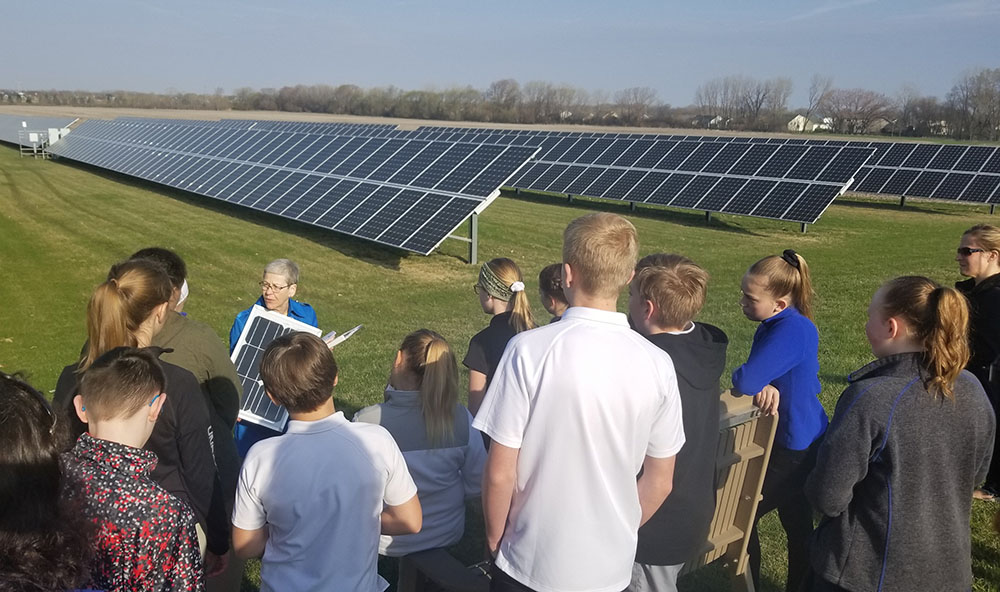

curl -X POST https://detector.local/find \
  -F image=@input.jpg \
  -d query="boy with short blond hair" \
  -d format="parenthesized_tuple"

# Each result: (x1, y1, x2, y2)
(474, 213, 685, 592)
(627, 253, 729, 592)
(63, 347, 205, 591)
(231, 332, 421, 592)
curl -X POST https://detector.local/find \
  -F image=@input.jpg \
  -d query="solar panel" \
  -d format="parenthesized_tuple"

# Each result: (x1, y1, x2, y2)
(46, 118, 538, 254)
(231, 306, 322, 431)
(507, 139, 873, 224)
(411, 124, 1000, 205)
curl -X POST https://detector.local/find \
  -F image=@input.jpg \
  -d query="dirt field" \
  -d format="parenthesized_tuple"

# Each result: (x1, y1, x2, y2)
(0, 104, 910, 142)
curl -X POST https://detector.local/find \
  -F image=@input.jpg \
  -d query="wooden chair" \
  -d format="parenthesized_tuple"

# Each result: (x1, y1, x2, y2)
(679, 390, 777, 592)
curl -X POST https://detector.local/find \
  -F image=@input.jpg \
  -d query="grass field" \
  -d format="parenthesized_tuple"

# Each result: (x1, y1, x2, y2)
(1, 143, 998, 591)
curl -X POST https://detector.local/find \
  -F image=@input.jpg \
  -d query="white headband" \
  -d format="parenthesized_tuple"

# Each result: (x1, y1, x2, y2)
(177, 279, 189, 305)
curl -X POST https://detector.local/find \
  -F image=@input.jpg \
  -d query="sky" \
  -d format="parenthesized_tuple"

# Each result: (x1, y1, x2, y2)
(4, 0, 999, 108)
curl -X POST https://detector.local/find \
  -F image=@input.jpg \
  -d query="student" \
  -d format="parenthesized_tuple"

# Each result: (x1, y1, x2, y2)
(63, 347, 205, 591)
(354, 329, 487, 557)
(465, 257, 536, 415)
(538, 262, 568, 322)
(232, 332, 421, 592)
(732, 249, 827, 592)
(627, 254, 728, 592)
(53, 259, 229, 572)
(130, 247, 244, 592)
(474, 213, 685, 592)
(804, 276, 995, 592)
(953, 224, 1000, 500)
(229, 258, 318, 456)
(0, 372, 93, 591)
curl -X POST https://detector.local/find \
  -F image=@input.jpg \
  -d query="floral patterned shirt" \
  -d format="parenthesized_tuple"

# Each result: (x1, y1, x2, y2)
(63, 433, 205, 592)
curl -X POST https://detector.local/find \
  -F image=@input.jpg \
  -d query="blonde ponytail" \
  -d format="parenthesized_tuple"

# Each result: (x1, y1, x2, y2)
(748, 249, 815, 319)
(79, 260, 173, 371)
(879, 276, 970, 400)
(399, 330, 460, 447)
(477, 258, 537, 334)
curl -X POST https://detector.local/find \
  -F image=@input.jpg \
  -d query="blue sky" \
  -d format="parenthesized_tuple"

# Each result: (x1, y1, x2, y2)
(4, 0, 998, 107)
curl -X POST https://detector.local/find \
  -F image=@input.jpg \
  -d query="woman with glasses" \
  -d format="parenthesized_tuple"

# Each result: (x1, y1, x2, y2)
(955, 224, 1000, 500)
(228, 258, 318, 457)
(53, 258, 230, 578)
(228, 258, 318, 353)
(1, 372, 94, 591)
(464, 258, 536, 416)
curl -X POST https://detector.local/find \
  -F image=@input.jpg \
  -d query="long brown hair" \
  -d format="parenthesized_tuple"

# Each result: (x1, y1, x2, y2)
(748, 250, 815, 319)
(879, 276, 970, 399)
(399, 330, 460, 446)
(80, 260, 173, 371)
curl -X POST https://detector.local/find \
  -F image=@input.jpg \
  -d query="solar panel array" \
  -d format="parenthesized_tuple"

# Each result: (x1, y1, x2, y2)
(410, 126, 1000, 205)
(46, 118, 537, 254)
(232, 306, 322, 431)
(387, 126, 871, 223)
(0, 113, 77, 147)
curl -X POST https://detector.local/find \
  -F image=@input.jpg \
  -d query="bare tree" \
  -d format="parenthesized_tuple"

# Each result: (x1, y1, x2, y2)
(615, 87, 659, 126)
(822, 88, 894, 134)
(804, 74, 833, 128)
(484, 79, 521, 122)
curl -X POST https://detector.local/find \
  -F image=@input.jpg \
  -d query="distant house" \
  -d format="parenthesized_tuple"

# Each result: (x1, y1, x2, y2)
(929, 120, 950, 136)
(692, 115, 727, 129)
(787, 114, 832, 132)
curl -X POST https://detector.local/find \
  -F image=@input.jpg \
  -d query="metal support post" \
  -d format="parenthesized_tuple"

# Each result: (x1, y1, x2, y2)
(705, 211, 712, 222)
(800, 223, 808, 234)
(469, 213, 478, 266)
(629, 202, 636, 212)
(567, 194, 574, 204)
(991, 204, 996, 215)
(900, 195, 906, 208)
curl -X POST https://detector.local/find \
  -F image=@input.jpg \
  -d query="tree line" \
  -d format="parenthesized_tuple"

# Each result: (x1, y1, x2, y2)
(3, 68, 998, 141)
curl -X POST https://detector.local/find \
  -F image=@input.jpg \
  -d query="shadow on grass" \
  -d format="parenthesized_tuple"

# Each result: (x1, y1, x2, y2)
(835, 195, 992, 217)
(972, 536, 1000, 589)
(502, 189, 764, 237)
(51, 158, 408, 271)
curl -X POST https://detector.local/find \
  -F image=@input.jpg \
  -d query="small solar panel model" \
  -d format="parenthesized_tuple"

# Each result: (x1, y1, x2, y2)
(231, 306, 322, 432)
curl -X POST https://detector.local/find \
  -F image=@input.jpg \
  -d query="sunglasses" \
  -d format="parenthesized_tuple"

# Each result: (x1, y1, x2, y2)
(957, 247, 986, 257)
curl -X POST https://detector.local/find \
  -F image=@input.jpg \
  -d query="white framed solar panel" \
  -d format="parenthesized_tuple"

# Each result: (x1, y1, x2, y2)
(231, 305, 322, 431)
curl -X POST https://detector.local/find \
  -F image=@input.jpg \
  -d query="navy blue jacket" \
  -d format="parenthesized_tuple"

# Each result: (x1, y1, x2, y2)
(732, 306, 827, 450)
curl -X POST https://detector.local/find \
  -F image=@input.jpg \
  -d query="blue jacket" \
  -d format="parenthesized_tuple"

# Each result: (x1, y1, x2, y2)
(228, 296, 318, 353)
(732, 306, 827, 450)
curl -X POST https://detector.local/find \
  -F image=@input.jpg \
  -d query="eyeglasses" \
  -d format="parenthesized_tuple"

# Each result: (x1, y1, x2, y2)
(259, 281, 291, 293)
(1, 371, 56, 435)
(957, 247, 986, 257)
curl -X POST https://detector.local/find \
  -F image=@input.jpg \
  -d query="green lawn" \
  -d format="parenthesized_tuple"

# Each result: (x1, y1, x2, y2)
(1, 145, 997, 591)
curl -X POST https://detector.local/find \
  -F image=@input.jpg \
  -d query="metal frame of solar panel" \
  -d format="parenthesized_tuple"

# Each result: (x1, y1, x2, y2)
(45, 118, 538, 255)
(413, 126, 1000, 206)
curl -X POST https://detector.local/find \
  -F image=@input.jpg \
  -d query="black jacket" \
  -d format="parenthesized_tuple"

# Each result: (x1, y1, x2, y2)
(956, 274, 1000, 399)
(54, 350, 229, 555)
(805, 353, 994, 591)
(634, 323, 728, 565)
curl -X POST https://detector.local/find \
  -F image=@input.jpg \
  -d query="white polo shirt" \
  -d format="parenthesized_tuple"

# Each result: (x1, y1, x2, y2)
(233, 411, 417, 592)
(473, 306, 685, 592)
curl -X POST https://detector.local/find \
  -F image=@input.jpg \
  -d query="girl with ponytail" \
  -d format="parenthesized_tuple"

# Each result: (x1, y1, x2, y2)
(53, 259, 231, 573)
(804, 277, 995, 592)
(464, 258, 536, 415)
(732, 249, 827, 592)
(354, 329, 487, 558)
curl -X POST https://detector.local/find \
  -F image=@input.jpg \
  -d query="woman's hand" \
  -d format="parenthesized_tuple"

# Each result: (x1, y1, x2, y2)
(753, 385, 780, 416)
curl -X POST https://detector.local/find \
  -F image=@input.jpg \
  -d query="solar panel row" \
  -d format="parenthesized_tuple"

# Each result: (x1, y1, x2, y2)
(46, 119, 537, 254)
(408, 125, 1000, 204)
